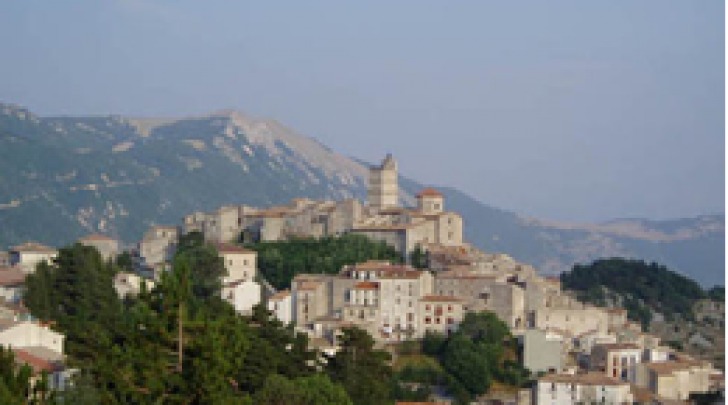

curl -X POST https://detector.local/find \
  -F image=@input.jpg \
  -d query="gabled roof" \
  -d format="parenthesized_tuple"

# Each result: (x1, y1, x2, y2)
(0, 268, 26, 286)
(10, 242, 56, 254)
(269, 290, 291, 301)
(14, 348, 64, 374)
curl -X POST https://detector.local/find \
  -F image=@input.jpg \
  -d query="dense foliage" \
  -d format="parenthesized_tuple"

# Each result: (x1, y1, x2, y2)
(22, 237, 354, 404)
(561, 258, 713, 326)
(399, 312, 530, 404)
(246, 234, 402, 289)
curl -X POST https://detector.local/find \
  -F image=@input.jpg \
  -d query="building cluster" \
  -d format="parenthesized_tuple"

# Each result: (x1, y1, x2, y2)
(0, 155, 723, 403)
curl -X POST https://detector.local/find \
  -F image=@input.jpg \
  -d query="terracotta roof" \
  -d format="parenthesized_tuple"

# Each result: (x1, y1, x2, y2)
(78, 234, 116, 242)
(642, 361, 707, 375)
(540, 373, 626, 386)
(416, 188, 443, 198)
(10, 242, 56, 254)
(420, 295, 463, 303)
(216, 243, 255, 254)
(269, 290, 291, 301)
(353, 281, 379, 290)
(14, 348, 63, 374)
(0, 268, 26, 286)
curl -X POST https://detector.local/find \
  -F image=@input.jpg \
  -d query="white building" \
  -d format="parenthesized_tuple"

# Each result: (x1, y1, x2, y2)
(222, 280, 261, 315)
(113, 272, 155, 298)
(267, 290, 292, 325)
(8, 242, 57, 274)
(0, 320, 64, 355)
(535, 373, 634, 405)
(590, 343, 642, 382)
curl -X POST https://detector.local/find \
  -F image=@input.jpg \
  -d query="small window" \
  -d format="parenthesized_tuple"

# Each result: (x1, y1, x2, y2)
(425, 317, 431, 324)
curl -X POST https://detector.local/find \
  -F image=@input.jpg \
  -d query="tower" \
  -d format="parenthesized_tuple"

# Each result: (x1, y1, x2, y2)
(368, 154, 398, 209)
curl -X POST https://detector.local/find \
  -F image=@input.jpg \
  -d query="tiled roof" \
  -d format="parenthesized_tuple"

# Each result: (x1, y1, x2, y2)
(416, 188, 443, 198)
(14, 348, 63, 374)
(269, 290, 291, 301)
(0, 268, 26, 286)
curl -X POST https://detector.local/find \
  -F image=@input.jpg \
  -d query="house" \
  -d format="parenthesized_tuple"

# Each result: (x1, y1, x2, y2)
(221, 280, 261, 315)
(590, 343, 642, 382)
(267, 290, 292, 325)
(8, 242, 57, 274)
(534, 373, 634, 404)
(292, 274, 333, 326)
(0, 267, 26, 304)
(77, 234, 119, 262)
(216, 243, 257, 283)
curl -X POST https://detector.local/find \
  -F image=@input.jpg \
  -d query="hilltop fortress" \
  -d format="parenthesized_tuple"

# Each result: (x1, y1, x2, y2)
(178, 154, 463, 259)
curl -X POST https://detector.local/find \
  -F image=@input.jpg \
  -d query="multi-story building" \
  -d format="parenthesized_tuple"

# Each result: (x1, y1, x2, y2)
(138, 225, 178, 276)
(216, 243, 256, 283)
(590, 343, 642, 382)
(221, 280, 261, 315)
(368, 153, 398, 210)
(268, 290, 292, 325)
(292, 274, 333, 326)
(522, 329, 565, 374)
(535, 373, 634, 405)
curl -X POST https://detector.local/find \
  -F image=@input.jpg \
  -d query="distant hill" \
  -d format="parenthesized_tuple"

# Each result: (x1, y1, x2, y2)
(0, 102, 723, 287)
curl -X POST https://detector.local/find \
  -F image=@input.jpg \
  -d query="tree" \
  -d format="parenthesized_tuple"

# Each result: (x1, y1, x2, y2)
(409, 244, 428, 269)
(326, 327, 393, 405)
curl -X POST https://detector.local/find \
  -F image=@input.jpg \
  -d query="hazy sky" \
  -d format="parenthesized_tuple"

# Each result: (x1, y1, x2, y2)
(1, 1, 723, 222)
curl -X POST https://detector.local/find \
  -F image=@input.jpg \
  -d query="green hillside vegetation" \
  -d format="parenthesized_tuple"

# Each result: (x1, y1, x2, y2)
(245, 234, 403, 289)
(560, 258, 717, 327)
(393, 312, 531, 404)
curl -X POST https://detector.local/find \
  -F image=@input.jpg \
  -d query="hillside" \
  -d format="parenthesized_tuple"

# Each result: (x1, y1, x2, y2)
(0, 102, 723, 287)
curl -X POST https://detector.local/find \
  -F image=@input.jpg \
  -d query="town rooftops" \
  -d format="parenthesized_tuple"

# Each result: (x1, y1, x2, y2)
(343, 262, 424, 280)
(268, 290, 291, 301)
(420, 295, 463, 303)
(540, 372, 626, 386)
(416, 188, 443, 198)
(642, 360, 708, 375)
(216, 243, 255, 254)
(10, 242, 56, 254)
(0, 268, 26, 286)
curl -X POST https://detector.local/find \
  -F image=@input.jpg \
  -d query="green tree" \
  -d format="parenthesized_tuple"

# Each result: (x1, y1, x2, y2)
(409, 244, 428, 269)
(327, 327, 393, 405)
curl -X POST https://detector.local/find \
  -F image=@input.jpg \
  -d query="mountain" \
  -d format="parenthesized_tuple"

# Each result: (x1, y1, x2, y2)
(0, 103, 723, 287)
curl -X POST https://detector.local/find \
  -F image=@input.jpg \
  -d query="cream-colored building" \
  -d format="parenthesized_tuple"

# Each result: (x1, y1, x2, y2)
(337, 261, 435, 341)
(535, 373, 634, 405)
(0, 268, 26, 304)
(9, 242, 57, 274)
(216, 243, 257, 283)
(222, 280, 261, 315)
(292, 274, 333, 326)
(78, 234, 119, 262)
(0, 319, 64, 355)
(636, 359, 715, 401)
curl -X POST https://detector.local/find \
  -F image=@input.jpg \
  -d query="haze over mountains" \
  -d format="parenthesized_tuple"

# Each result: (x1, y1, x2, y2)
(0, 102, 723, 287)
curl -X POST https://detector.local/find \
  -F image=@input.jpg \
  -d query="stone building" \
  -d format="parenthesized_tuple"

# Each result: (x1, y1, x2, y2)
(635, 359, 715, 401)
(268, 290, 292, 325)
(138, 225, 179, 277)
(368, 154, 398, 210)
(78, 234, 119, 262)
(590, 343, 642, 382)
(534, 373, 634, 404)
(521, 329, 565, 374)
(418, 295, 464, 337)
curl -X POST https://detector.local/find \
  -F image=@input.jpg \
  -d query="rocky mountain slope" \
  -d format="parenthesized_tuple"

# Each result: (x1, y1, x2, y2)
(0, 103, 723, 287)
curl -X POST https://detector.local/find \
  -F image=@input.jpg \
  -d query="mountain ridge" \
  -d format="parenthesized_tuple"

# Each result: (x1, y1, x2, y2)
(0, 102, 723, 287)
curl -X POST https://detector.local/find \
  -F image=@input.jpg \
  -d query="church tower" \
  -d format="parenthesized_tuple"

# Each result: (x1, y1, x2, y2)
(368, 154, 398, 209)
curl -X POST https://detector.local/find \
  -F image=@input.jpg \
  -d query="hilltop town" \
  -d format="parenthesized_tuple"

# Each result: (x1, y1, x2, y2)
(0, 155, 723, 404)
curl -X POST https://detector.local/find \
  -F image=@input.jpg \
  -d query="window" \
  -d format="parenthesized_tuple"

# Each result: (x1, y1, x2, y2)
(407, 313, 414, 322)
(244, 260, 248, 266)
(425, 305, 431, 311)
(435, 318, 441, 324)
(447, 317, 454, 324)
(425, 317, 431, 324)
(447, 305, 453, 312)
(229, 259, 233, 266)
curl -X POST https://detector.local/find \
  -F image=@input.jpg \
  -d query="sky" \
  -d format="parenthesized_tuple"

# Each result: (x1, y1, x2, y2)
(0, 1, 724, 222)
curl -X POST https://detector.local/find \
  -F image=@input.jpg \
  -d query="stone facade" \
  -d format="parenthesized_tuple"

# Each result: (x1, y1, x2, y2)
(138, 225, 179, 276)
(535, 373, 634, 405)
(216, 243, 257, 283)
(78, 234, 119, 262)
(9, 242, 58, 274)
(368, 154, 398, 209)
